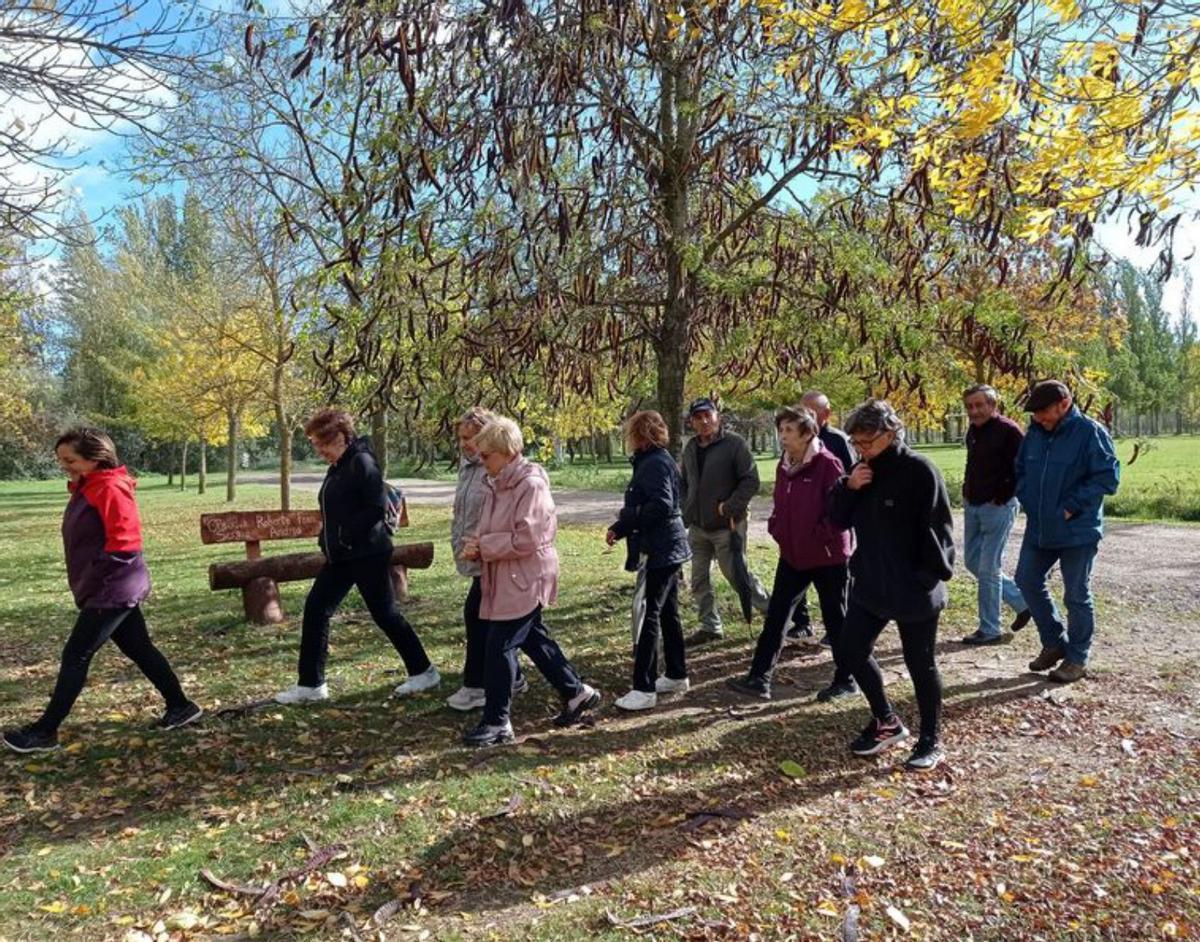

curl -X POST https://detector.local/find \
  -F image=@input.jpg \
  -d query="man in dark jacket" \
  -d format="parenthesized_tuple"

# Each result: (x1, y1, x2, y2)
(680, 398, 770, 644)
(1014, 381, 1120, 683)
(789, 390, 856, 641)
(960, 384, 1030, 645)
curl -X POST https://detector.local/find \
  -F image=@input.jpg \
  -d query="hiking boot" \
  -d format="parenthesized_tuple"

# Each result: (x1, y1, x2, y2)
(726, 674, 771, 700)
(961, 630, 1004, 646)
(446, 686, 487, 712)
(152, 701, 203, 731)
(1049, 660, 1087, 684)
(462, 720, 515, 748)
(2, 726, 59, 754)
(815, 678, 858, 703)
(654, 676, 690, 694)
(903, 737, 945, 772)
(274, 683, 329, 705)
(393, 666, 441, 697)
(1010, 609, 1032, 633)
(849, 715, 909, 756)
(1028, 647, 1065, 672)
(685, 628, 723, 647)
(554, 685, 600, 727)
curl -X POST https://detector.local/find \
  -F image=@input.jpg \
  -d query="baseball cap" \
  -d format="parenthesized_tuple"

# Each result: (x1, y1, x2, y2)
(687, 397, 718, 417)
(1025, 380, 1070, 412)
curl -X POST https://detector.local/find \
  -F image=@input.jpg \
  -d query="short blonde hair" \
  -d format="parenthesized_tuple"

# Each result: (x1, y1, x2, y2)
(472, 416, 524, 457)
(625, 410, 669, 450)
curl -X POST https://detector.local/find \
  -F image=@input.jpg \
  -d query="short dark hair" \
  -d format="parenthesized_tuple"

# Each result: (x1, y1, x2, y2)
(774, 406, 820, 437)
(962, 384, 998, 404)
(844, 399, 905, 440)
(304, 408, 356, 444)
(55, 427, 120, 469)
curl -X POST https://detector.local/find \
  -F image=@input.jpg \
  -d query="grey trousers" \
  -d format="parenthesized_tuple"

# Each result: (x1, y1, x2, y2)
(688, 521, 770, 634)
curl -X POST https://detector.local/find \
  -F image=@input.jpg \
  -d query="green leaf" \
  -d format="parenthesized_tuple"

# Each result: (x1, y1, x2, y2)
(779, 760, 807, 779)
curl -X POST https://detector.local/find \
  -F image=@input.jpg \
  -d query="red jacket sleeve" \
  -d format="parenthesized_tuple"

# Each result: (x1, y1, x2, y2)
(83, 481, 144, 552)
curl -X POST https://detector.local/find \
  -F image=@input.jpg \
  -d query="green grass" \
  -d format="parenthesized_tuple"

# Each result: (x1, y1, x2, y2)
(539, 435, 1200, 521)
(0, 480, 1197, 940)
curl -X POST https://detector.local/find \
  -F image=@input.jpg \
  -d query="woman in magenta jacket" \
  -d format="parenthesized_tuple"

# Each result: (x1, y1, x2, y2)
(727, 406, 854, 702)
(3, 428, 201, 754)
(459, 417, 600, 747)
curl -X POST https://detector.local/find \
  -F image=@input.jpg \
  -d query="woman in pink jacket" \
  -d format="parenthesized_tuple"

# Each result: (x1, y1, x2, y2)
(460, 417, 600, 746)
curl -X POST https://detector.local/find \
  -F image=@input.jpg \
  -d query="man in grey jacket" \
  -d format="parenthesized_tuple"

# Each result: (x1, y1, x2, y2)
(681, 398, 770, 644)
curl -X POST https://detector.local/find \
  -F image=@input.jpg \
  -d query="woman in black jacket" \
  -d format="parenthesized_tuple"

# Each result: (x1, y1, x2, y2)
(274, 408, 439, 704)
(606, 411, 692, 711)
(830, 400, 955, 772)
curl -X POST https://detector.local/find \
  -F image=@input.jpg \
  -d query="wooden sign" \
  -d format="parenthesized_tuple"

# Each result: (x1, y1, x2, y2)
(200, 510, 323, 545)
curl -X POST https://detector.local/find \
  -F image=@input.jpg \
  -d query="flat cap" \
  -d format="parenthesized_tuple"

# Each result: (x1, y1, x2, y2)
(1025, 380, 1070, 412)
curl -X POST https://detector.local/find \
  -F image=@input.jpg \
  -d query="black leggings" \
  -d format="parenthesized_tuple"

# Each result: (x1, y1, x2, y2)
(34, 605, 188, 734)
(749, 558, 849, 683)
(839, 600, 942, 742)
(299, 552, 431, 686)
(632, 564, 686, 692)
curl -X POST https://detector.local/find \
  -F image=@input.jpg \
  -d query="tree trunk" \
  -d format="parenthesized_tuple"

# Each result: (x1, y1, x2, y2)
(226, 409, 240, 502)
(372, 410, 388, 478)
(198, 436, 207, 495)
(274, 368, 291, 511)
(180, 440, 189, 491)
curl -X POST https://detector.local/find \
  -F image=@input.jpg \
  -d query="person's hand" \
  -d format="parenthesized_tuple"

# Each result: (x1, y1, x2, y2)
(463, 536, 480, 560)
(605, 529, 618, 547)
(848, 464, 874, 491)
(1063, 509, 1075, 520)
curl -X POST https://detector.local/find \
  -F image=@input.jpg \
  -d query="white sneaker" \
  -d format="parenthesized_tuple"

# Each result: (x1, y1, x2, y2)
(394, 666, 441, 697)
(446, 686, 486, 711)
(274, 683, 329, 705)
(654, 676, 690, 694)
(615, 690, 657, 711)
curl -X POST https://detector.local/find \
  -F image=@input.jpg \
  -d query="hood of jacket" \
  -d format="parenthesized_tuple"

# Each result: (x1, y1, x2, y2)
(63, 465, 151, 609)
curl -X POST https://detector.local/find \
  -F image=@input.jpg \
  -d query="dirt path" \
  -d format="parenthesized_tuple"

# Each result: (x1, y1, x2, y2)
(244, 473, 1200, 616)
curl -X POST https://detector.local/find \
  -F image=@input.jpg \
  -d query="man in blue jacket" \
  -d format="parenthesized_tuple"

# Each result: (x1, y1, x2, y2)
(1014, 381, 1120, 683)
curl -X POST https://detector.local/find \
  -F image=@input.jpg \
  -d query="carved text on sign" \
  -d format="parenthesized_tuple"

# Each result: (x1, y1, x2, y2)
(200, 511, 323, 545)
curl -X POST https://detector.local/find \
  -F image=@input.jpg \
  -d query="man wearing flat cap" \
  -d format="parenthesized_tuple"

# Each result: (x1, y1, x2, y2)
(680, 398, 770, 644)
(1014, 380, 1120, 683)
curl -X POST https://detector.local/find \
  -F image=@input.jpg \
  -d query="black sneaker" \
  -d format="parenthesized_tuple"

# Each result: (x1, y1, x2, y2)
(849, 716, 909, 756)
(785, 624, 814, 642)
(818, 633, 833, 648)
(152, 701, 203, 731)
(553, 686, 601, 727)
(685, 628, 723, 647)
(726, 674, 771, 700)
(816, 678, 858, 702)
(3, 726, 60, 754)
(904, 738, 945, 772)
(960, 630, 1004, 646)
(512, 675, 530, 696)
(462, 721, 515, 748)
(1010, 610, 1032, 633)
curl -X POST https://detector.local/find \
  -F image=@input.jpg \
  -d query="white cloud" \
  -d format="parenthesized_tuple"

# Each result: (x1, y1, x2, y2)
(1094, 207, 1200, 324)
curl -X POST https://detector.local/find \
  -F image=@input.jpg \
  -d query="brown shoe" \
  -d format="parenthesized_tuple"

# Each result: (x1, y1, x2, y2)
(1028, 647, 1065, 672)
(1049, 660, 1087, 683)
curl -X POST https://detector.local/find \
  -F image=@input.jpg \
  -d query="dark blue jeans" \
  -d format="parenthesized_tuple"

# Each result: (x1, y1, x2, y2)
(1014, 537, 1099, 665)
(461, 577, 524, 690)
(482, 606, 584, 726)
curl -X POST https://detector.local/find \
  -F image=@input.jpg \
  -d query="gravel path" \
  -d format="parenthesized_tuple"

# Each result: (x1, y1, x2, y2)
(243, 473, 1200, 615)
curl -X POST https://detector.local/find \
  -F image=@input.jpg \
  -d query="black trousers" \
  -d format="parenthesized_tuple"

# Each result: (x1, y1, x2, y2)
(749, 559, 850, 683)
(632, 564, 686, 693)
(839, 599, 942, 742)
(35, 605, 188, 733)
(482, 606, 584, 726)
(461, 577, 524, 690)
(299, 552, 431, 687)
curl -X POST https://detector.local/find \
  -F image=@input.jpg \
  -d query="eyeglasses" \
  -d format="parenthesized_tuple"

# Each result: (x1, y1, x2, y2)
(850, 431, 886, 450)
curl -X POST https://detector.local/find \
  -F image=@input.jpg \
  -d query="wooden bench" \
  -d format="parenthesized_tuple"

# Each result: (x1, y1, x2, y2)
(200, 507, 433, 625)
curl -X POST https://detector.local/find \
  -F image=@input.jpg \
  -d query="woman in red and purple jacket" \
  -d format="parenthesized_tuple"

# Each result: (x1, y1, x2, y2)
(2, 428, 201, 754)
(727, 406, 856, 702)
